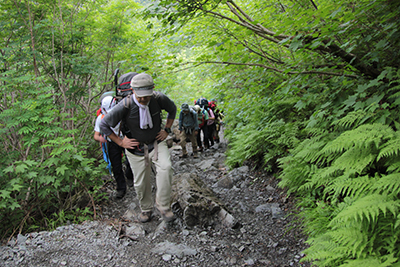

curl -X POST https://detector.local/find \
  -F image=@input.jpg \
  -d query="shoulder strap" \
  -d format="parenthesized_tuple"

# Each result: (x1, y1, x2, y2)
(123, 96, 132, 109)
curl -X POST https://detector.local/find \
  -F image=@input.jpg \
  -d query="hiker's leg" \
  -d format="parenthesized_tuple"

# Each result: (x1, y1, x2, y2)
(208, 124, 215, 146)
(123, 152, 134, 186)
(203, 125, 209, 149)
(151, 141, 173, 210)
(179, 131, 188, 155)
(125, 150, 153, 212)
(190, 132, 198, 153)
(108, 141, 126, 192)
(196, 128, 202, 151)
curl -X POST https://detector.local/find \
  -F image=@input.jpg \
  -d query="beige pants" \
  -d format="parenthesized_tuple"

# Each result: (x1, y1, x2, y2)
(125, 141, 173, 212)
(180, 130, 198, 155)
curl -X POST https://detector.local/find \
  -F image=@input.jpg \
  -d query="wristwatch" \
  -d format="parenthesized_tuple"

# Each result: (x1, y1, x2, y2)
(164, 127, 171, 134)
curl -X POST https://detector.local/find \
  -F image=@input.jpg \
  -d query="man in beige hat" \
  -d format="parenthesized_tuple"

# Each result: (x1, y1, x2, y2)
(100, 72, 177, 223)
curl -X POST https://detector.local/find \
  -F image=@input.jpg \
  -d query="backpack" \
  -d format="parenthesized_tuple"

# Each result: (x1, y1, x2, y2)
(96, 70, 138, 136)
(114, 70, 138, 102)
(200, 98, 209, 108)
(97, 70, 138, 105)
(198, 112, 205, 128)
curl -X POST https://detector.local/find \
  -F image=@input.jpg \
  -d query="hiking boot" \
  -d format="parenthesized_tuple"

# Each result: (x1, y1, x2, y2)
(193, 152, 199, 158)
(139, 211, 152, 223)
(198, 147, 203, 152)
(116, 190, 126, 199)
(127, 178, 133, 187)
(155, 205, 175, 222)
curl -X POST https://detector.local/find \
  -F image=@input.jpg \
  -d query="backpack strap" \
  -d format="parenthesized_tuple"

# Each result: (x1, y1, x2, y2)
(123, 95, 132, 109)
(118, 96, 132, 137)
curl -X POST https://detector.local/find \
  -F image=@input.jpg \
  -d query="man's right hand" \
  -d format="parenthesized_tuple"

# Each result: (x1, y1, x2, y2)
(120, 136, 140, 149)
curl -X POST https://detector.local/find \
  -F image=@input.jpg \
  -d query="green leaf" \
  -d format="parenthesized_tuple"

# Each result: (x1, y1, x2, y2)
(56, 165, 69, 176)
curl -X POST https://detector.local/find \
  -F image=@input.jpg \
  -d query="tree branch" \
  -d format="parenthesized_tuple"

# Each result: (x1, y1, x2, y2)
(186, 61, 358, 78)
(207, 0, 380, 78)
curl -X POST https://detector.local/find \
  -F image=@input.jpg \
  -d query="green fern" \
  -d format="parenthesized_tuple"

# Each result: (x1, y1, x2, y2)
(372, 173, 400, 196)
(332, 147, 377, 175)
(333, 109, 371, 129)
(339, 254, 399, 267)
(387, 161, 400, 172)
(322, 124, 395, 154)
(329, 194, 399, 226)
(324, 173, 375, 202)
(378, 132, 400, 161)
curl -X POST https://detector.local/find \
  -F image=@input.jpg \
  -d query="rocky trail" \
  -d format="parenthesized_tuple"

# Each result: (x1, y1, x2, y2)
(0, 131, 310, 267)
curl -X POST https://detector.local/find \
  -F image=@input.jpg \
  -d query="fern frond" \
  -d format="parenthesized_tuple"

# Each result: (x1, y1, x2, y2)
(333, 147, 377, 175)
(325, 174, 374, 201)
(333, 109, 370, 129)
(378, 132, 400, 161)
(339, 254, 398, 267)
(305, 127, 329, 138)
(322, 124, 395, 155)
(302, 234, 353, 266)
(387, 161, 400, 172)
(295, 139, 327, 163)
(372, 173, 400, 196)
(329, 194, 400, 226)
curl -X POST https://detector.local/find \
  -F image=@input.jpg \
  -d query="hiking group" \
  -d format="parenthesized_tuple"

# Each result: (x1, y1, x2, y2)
(94, 71, 223, 223)
(178, 98, 223, 159)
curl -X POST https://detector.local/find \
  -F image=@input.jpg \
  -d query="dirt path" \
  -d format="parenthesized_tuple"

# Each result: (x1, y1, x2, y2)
(0, 131, 310, 267)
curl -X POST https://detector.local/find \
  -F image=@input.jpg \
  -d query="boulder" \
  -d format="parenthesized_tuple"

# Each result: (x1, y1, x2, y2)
(171, 172, 239, 229)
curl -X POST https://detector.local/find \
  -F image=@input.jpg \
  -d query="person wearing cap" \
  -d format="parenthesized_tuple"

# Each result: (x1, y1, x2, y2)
(178, 103, 199, 158)
(100, 72, 177, 223)
(94, 96, 134, 199)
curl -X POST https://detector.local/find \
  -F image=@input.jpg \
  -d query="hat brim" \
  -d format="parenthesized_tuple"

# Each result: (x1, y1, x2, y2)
(135, 89, 153, 97)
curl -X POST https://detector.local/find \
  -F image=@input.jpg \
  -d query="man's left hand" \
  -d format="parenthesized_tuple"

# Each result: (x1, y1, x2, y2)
(156, 130, 169, 141)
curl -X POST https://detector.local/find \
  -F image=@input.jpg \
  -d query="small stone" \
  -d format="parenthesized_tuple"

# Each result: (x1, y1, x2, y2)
(244, 258, 255, 265)
(182, 230, 190, 236)
(162, 254, 172, 261)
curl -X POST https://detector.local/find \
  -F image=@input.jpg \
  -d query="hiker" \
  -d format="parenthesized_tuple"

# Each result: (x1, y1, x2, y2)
(209, 99, 221, 143)
(193, 105, 208, 152)
(94, 95, 134, 199)
(203, 100, 216, 149)
(100, 72, 177, 223)
(178, 103, 199, 158)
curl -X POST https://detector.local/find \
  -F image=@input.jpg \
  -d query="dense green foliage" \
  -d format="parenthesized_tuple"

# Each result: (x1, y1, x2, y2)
(1, 0, 399, 265)
(145, 0, 400, 265)
(0, 0, 149, 238)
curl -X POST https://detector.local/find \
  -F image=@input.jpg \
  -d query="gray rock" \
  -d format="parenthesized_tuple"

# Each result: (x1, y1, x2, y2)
(271, 203, 284, 219)
(162, 254, 172, 261)
(151, 241, 197, 258)
(217, 176, 233, 189)
(125, 223, 145, 237)
(255, 203, 272, 213)
(195, 159, 215, 170)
